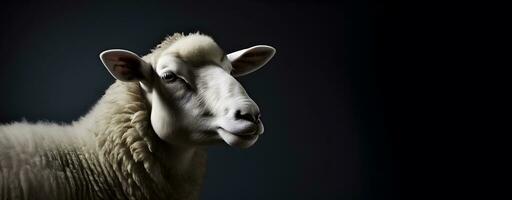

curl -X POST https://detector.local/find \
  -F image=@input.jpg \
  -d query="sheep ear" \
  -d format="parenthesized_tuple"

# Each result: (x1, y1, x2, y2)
(99, 49, 150, 82)
(228, 45, 276, 77)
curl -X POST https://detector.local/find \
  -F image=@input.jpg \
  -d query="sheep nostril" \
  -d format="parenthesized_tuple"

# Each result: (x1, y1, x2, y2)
(235, 110, 258, 123)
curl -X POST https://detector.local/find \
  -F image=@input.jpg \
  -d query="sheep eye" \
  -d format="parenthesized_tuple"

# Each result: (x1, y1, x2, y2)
(161, 72, 178, 82)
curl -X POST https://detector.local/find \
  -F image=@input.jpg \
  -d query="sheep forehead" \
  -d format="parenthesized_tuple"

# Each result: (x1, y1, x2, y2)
(157, 34, 230, 70)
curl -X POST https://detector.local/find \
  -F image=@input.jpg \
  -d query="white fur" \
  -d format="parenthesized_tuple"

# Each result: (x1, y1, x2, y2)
(0, 32, 275, 199)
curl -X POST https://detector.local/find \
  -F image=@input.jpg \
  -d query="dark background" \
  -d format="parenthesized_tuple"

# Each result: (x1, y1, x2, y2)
(0, 0, 405, 199)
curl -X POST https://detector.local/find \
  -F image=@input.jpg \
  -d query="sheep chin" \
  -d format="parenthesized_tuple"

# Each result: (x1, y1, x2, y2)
(217, 128, 259, 148)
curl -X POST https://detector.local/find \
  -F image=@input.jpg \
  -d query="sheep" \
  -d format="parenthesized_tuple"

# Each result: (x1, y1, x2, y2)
(0, 32, 276, 200)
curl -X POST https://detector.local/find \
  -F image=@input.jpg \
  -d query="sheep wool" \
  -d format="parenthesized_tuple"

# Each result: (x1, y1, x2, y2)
(0, 81, 206, 200)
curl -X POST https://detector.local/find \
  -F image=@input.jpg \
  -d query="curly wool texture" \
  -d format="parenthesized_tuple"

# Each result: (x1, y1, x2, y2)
(143, 32, 225, 68)
(0, 81, 206, 200)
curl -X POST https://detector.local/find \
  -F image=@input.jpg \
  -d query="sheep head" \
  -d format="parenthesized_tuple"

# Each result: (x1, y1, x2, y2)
(99, 33, 275, 148)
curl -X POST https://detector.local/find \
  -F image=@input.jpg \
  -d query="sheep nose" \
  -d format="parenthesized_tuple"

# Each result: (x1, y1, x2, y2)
(234, 107, 260, 123)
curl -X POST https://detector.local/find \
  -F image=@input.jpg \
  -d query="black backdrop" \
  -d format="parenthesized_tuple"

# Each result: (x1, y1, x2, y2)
(0, 0, 404, 199)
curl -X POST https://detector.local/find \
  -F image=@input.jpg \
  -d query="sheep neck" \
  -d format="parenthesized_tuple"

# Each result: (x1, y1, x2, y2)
(80, 81, 206, 200)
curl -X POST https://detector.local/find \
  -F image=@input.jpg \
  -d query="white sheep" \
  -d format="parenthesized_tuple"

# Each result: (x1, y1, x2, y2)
(0, 33, 276, 200)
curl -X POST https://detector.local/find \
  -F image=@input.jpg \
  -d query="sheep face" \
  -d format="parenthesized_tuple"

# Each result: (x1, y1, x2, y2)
(100, 34, 275, 148)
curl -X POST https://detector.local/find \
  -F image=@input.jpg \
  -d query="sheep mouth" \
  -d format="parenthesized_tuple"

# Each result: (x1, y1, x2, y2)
(217, 128, 259, 148)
